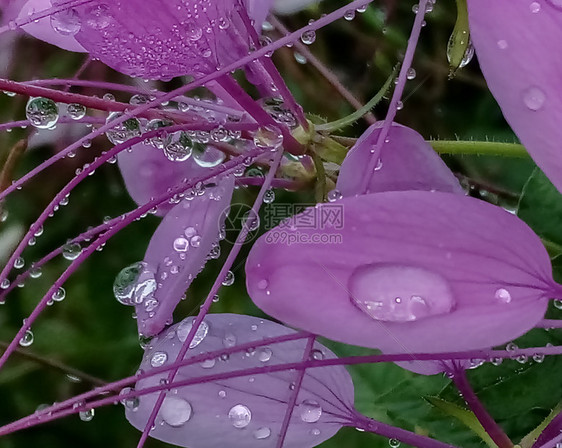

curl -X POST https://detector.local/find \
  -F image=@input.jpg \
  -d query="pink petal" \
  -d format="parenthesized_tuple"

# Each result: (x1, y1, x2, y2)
(468, 0, 562, 192)
(337, 123, 462, 196)
(246, 192, 552, 371)
(18, 0, 87, 52)
(50, 0, 270, 80)
(136, 177, 235, 337)
(117, 142, 207, 217)
(126, 314, 353, 448)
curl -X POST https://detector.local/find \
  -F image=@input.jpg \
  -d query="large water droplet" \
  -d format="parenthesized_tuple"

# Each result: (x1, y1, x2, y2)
(163, 132, 193, 162)
(228, 404, 251, 428)
(79, 409, 95, 422)
(193, 145, 226, 168)
(50, 8, 81, 35)
(113, 262, 157, 306)
(523, 86, 546, 111)
(494, 288, 511, 304)
(176, 318, 209, 348)
(348, 264, 455, 322)
(62, 242, 82, 260)
(105, 112, 141, 145)
(19, 329, 34, 347)
(298, 400, 322, 423)
(257, 347, 272, 362)
(26, 97, 59, 129)
(67, 103, 87, 120)
(161, 397, 192, 427)
(150, 351, 168, 368)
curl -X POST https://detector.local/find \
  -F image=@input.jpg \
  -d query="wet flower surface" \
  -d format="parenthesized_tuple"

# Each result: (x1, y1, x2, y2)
(0, 1, 561, 448)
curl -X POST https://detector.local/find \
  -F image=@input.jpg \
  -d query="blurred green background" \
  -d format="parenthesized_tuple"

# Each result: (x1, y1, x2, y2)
(0, 1, 561, 447)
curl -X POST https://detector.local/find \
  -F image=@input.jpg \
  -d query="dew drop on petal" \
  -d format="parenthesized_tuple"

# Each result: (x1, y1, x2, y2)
(176, 318, 209, 348)
(348, 264, 455, 322)
(113, 262, 157, 306)
(150, 351, 168, 368)
(161, 397, 192, 427)
(253, 427, 271, 439)
(50, 8, 82, 35)
(299, 400, 322, 423)
(257, 347, 272, 362)
(523, 86, 546, 111)
(494, 288, 511, 304)
(228, 404, 251, 428)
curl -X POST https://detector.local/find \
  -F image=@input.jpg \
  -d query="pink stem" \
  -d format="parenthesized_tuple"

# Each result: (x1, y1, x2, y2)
(360, 0, 429, 194)
(450, 365, 513, 448)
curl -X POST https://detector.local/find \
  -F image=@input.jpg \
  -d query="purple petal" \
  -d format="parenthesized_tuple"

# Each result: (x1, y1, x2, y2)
(50, 0, 271, 80)
(117, 142, 207, 217)
(246, 192, 552, 371)
(337, 123, 462, 196)
(18, 0, 86, 52)
(468, 0, 562, 192)
(136, 177, 235, 337)
(126, 314, 353, 448)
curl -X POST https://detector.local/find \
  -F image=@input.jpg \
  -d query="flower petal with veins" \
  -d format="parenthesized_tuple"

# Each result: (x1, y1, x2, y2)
(136, 177, 235, 337)
(468, 0, 562, 192)
(127, 314, 354, 448)
(246, 191, 553, 374)
(336, 123, 463, 196)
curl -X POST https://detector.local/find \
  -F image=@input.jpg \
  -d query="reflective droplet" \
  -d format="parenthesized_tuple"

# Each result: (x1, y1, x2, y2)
(67, 103, 86, 120)
(161, 397, 192, 427)
(173, 237, 189, 252)
(523, 86, 546, 111)
(223, 332, 237, 348)
(113, 262, 157, 306)
(19, 329, 34, 347)
(105, 112, 141, 145)
(200, 358, 216, 369)
(26, 97, 59, 129)
(14, 257, 25, 269)
(327, 190, 343, 202)
(52, 287, 66, 302)
(554, 299, 562, 310)
(50, 8, 81, 35)
(298, 400, 322, 423)
(150, 351, 168, 368)
(176, 318, 209, 348)
(253, 126, 283, 150)
(62, 242, 82, 260)
(229, 404, 251, 428)
(389, 439, 401, 448)
(494, 288, 511, 304)
(253, 427, 271, 440)
(193, 145, 225, 168)
(257, 347, 272, 362)
(222, 271, 235, 286)
(301, 30, 316, 45)
(349, 264, 455, 322)
(79, 409, 95, 422)
(164, 132, 193, 162)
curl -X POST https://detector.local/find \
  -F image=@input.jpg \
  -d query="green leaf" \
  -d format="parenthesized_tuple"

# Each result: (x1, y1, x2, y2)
(425, 397, 497, 448)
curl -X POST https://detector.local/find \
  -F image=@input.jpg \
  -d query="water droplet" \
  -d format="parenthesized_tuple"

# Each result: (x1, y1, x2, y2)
(52, 287, 66, 302)
(193, 145, 225, 168)
(494, 288, 511, 304)
(301, 30, 316, 45)
(222, 271, 235, 286)
(223, 332, 237, 348)
(113, 262, 157, 306)
(161, 397, 192, 427)
(200, 358, 216, 369)
(85, 4, 111, 29)
(67, 103, 86, 120)
(263, 189, 275, 204)
(173, 237, 189, 252)
(253, 427, 271, 440)
(105, 112, 141, 145)
(389, 439, 401, 448)
(62, 242, 82, 260)
(406, 68, 416, 80)
(327, 190, 343, 202)
(310, 349, 324, 361)
(532, 352, 545, 363)
(530, 1, 541, 12)
(150, 351, 168, 368)
(446, 36, 475, 69)
(79, 408, 95, 422)
(163, 132, 193, 162)
(26, 97, 59, 129)
(50, 8, 81, 35)
(349, 264, 455, 322)
(257, 347, 272, 362)
(253, 126, 283, 150)
(228, 404, 251, 428)
(14, 257, 25, 269)
(553, 299, 562, 310)
(176, 318, 209, 348)
(19, 329, 34, 347)
(298, 400, 322, 423)
(523, 86, 546, 111)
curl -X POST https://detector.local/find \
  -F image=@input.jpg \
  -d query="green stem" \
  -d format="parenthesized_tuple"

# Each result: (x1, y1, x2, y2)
(430, 140, 529, 158)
